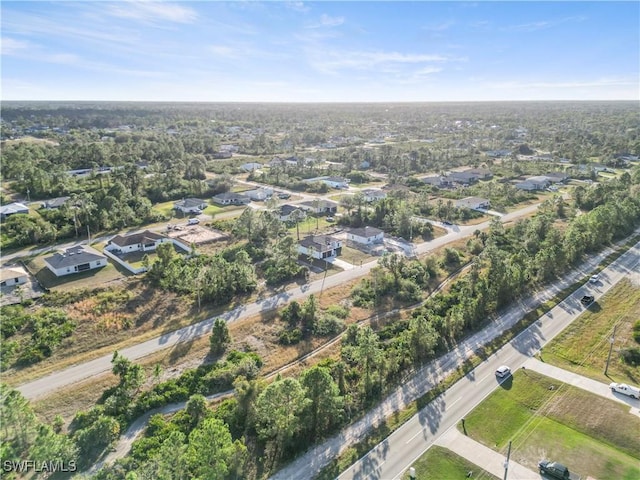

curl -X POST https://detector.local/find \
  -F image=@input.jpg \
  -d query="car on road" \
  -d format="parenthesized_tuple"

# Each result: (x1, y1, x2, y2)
(580, 295, 594, 306)
(277, 192, 291, 199)
(609, 382, 640, 399)
(495, 365, 511, 378)
(187, 218, 200, 225)
(442, 220, 453, 226)
(589, 274, 600, 283)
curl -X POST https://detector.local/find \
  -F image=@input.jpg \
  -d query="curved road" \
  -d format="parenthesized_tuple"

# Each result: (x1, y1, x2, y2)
(269, 238, 639, 480)
(17, 203, 540, 400)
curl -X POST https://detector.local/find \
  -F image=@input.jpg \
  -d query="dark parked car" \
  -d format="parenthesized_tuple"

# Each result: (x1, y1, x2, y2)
(538, 460, 581, 479)
(580, 295, 594, 306)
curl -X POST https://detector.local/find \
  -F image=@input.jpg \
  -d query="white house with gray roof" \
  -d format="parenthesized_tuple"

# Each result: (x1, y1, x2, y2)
(347, 226, 384, 245)
(173, 198, 207, 214)
(454, 197, 491, 210)
(0, 265, 28, 287)
(298, 235, 342, 259)
(44, 246, 107, 277)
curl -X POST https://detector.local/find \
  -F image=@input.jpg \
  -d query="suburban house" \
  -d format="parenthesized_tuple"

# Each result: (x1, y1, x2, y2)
(298, 235, 343, 259)
(212, 192, 251, 206)
(44, 246, 107, 277)
(347, 226, 385, 245)
(304, 176, 350, 189)
(544, 172, 569, 183)
(422, 176, 452, 188)
(361, 189, 387, 202)
(278, 204, 306, 222)
(447, 170, 481, 185)
(455, 197, 491, 210)
(0, 265, 28, 287)
(465, 168, 493, 180)
(240, 162, 263, 172)
(515, 176, 552, 191)
(41, 196, 70, 209)
(243, 188, 273, 202)
(298, 200, 339, 215)
(174, 198, 207, 214)
(0, 202, 29, 220)
(485, 149, 512, 157)
(269, 157, 299, 168)
(105, 230, 168, 254)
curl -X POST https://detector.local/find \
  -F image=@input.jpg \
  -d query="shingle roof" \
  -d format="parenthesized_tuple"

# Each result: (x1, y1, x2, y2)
(299, 235, 339, 251)
(44, 246, 106, 269)
(348, 226, 384, 238)
(174, 198, 205, 208)
(0, 266, 28, 282)
(279, 204, 301, 215)
(109, 230, 165, 247)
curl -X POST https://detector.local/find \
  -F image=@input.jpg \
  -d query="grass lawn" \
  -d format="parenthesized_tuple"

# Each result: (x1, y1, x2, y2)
(542, 278, 640, 385)
(463, 370, 640, 480)
(402, 446, 499, 480)
(340, 245, 377, 266)
(288, 216, 335, 237)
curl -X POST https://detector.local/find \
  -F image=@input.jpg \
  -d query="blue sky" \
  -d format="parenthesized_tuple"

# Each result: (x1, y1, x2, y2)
(2, 1, 638, 102)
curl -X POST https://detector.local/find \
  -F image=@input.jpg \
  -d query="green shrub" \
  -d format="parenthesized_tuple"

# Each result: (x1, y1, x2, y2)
(620, 347, 640, 366)
(314, 314, 345, 337)
(279, 328, 302, 345)
(633, 320, 640, 343)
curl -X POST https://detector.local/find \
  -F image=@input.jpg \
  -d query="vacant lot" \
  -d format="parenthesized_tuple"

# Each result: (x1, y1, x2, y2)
(403, 446, 498, 480)
(543, 278, 640, 384)
(463, 370, 640, 480)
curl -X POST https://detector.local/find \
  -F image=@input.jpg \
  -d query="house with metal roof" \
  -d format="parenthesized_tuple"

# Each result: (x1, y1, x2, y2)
(0, 202, 29, 220)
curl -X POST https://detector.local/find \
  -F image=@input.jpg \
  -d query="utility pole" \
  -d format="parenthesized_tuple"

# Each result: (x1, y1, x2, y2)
(604, 325, 617, 375)
(503, 440, 512, 480)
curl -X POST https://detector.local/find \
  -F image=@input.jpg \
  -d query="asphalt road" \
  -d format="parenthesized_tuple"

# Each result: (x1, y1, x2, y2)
(335, 241, 639, 480)
(16, 203, 540, 400)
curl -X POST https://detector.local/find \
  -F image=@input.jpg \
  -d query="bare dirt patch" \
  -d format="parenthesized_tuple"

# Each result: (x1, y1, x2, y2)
(166, 224, 228, 245)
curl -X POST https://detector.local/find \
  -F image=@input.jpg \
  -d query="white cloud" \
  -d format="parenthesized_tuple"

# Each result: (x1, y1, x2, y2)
(307, 14, 345, 28)
(506, 15, 587, 32)
(285, 2, 309, 13)
(104, 1, 198, 24)
(209, 45, 237, 58)
(1, 37, 30, 55)
(309, 50, 457, 74)
(320, 14, 344, 27)
(423, 21, 454, 32)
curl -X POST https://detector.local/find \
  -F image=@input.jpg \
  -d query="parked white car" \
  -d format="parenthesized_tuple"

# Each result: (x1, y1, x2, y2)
(187, 218, 200, 225)
(590, 274, 600, 283)
(609, 382, 640, 399)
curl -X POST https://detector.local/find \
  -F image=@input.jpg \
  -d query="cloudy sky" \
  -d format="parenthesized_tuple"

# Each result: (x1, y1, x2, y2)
(2, 1, 638, 102)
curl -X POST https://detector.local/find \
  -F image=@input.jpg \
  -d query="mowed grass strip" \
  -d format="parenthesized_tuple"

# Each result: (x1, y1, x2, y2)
(463, 370, 640, 480)
(543, 278, 640, 384)
(402, 445, 499, 480)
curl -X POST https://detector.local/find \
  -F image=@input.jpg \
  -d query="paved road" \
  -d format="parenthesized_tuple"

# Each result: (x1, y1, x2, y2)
(16, 203, 541, 400)
(269, 239, 639, 480)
